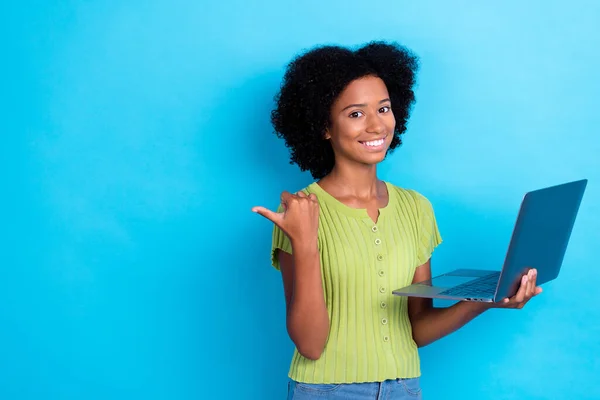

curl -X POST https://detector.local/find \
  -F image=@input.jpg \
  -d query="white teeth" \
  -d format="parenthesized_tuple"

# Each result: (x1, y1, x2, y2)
(363, 139, 384, 147)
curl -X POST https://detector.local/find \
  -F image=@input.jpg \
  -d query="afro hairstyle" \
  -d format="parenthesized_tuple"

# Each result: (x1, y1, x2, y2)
(270, 41, 419, 179)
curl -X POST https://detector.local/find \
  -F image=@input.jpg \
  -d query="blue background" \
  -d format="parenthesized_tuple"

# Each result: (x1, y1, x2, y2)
(2, 1, 599, 399)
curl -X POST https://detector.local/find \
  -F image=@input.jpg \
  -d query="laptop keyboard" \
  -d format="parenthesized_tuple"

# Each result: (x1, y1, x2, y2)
(438, 272, 501, 298)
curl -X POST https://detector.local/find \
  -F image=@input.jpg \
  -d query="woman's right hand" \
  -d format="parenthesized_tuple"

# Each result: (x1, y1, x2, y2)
(253, 191, 327, 360)
(252, 191, 319, 247)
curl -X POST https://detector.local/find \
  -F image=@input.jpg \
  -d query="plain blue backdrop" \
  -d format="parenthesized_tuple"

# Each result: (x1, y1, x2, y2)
(2, 1, 599, 399)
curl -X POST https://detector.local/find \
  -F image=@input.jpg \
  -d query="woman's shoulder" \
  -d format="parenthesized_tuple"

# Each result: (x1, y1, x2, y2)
(272, 183, 315, 211)
(386, 181, 434, 210)
(289, 183, 316, 197)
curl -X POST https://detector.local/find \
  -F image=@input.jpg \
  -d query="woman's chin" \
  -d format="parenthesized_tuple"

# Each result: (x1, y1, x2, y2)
(353, 154, 387, 167)
(360, 151, 388, 165)
(335, 146, 390, 168)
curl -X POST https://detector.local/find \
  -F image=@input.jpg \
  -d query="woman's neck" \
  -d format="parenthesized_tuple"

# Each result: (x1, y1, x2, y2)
(320, 163, 383, 200)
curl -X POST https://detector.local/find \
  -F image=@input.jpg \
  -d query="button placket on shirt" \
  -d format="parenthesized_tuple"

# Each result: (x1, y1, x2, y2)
(372, 223, 389, 344)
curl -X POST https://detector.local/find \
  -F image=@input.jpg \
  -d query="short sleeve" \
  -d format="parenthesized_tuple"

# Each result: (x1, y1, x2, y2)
(414, 191, 443, 266)
(270, 204, 292, 270)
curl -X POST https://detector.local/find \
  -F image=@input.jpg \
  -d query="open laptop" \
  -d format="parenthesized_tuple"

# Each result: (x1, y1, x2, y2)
(392, 179, 588, 303)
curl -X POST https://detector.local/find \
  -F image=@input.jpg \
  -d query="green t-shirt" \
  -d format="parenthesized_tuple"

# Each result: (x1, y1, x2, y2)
(271, 181, 442, 384)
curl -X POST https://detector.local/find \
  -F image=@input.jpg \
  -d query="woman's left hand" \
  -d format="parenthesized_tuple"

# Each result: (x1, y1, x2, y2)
(494, 268, 543, 309)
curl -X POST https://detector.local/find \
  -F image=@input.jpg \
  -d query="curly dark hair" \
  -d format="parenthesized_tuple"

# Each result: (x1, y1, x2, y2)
(271, 41, 419, 179)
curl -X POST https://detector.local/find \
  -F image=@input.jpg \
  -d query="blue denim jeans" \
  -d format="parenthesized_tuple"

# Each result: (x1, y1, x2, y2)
(287, 378, 422, 399)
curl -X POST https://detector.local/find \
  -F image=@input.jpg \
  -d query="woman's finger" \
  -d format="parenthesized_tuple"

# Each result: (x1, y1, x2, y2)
(529, 269, 538, 298)
(280, 191, 294, 205)
(524, 270, 534, 298)
(513, 274, 528, 304)
(251, 206, 284, 227)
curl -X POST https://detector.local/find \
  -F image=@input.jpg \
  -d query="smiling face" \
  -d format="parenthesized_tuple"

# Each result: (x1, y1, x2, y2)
(325, 75, 396, 169)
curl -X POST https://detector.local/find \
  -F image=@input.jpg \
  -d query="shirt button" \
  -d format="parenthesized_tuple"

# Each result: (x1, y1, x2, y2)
(382, 318, 388, 325)
(383, 335, 390, 342)
(375, 238, 382, 245)
(379, 287, 386, 294)
(378, 270, 385, 277)
(372, 226, 378, 233)
(380, 302, 387, 309)
(377, 254, 384, 261)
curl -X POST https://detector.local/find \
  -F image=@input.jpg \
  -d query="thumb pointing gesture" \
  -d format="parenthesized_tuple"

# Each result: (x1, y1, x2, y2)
(252, 191, 319, 245)
(251, 205, 284, 227)
(251, 191, 293, 228)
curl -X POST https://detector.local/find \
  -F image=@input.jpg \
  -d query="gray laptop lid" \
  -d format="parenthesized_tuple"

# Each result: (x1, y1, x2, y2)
(494, 179, 587, 300)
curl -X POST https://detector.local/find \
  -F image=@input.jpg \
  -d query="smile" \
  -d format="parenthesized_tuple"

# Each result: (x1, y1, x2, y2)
(359, 136, 387, 151)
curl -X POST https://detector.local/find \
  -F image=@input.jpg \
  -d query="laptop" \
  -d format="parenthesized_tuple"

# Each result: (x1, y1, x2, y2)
(392, 179, 588, 303)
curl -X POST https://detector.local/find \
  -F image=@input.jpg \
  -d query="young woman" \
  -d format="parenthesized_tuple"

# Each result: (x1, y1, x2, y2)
(252, 41, 541, 400)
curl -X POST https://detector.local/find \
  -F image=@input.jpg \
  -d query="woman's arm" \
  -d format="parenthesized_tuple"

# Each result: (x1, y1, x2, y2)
(407, 259, 541, 348)
(278, 243, 329, 360)
(253, 191, 329, 360)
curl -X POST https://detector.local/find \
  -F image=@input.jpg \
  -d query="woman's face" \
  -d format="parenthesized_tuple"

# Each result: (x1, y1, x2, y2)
(325, 75, 396, 168)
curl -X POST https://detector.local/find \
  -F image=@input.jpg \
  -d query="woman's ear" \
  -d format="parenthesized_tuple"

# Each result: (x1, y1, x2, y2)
(324, 129, 331, 140)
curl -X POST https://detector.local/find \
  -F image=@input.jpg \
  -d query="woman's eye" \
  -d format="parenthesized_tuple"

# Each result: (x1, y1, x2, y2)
(349, 111, 363, 118)
(379, 106, 391, 113)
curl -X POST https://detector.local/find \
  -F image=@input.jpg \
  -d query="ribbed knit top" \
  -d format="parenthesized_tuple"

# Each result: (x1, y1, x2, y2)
(270, 181, 442, 384)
